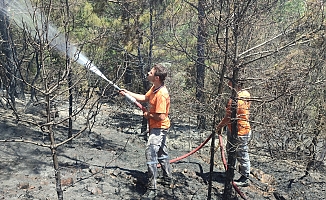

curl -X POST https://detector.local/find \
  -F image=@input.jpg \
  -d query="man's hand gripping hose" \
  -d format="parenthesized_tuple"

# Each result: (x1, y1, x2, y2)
(109, 80, 147, 113)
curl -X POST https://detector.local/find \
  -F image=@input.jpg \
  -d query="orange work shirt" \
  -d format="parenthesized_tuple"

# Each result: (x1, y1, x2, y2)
(226, 90, 251, 136)
(145, 85, 170, 129)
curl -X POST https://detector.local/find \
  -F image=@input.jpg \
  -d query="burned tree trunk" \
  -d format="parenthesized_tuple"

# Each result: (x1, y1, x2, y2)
(196, 0, 206, 129)
(223, 73, 239, 200)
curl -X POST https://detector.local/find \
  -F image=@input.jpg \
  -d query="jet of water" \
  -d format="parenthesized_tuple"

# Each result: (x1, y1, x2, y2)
(0, 0, 148, 112)
(0, 0, 109, 82)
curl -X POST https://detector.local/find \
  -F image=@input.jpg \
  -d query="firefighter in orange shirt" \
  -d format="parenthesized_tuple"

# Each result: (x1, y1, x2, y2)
(120, 64, 172, 199)
(216, 80, 251, 187)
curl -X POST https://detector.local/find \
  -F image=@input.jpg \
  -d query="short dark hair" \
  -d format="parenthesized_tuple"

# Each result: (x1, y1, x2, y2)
(153, 64, 168, 82)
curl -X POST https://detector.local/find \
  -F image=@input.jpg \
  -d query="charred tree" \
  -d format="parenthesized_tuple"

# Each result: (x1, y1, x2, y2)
(223, 73, 239, 200)
(196, 0, 206, 129)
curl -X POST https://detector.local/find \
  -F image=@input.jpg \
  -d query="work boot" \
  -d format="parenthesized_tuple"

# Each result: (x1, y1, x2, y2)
(141, 189, 156, 200)
(234, 175, 249, 187)
(157, 176, 173, 186)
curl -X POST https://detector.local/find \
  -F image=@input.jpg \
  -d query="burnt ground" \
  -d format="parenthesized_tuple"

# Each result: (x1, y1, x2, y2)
(0, 99, 325, 200)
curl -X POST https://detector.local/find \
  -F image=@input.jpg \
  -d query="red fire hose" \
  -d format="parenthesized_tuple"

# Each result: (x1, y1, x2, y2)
(169, 133, 213, 163)
(218, 134, 228, 171)
(155, 132, 246, 199)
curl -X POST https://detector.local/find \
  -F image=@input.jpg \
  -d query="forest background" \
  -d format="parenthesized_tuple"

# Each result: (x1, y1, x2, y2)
(0, 0, 325, 199)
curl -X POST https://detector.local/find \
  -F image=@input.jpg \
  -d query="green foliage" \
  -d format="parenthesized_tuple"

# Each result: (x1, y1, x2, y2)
(81, 2, 107, 27)
(283, 0, 306, 15)
(73, 1, 109, 40)
(276, 0, 307, 23)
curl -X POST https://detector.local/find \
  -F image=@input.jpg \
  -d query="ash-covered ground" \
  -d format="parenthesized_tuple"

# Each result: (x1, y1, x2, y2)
(0, 99, 325, 200)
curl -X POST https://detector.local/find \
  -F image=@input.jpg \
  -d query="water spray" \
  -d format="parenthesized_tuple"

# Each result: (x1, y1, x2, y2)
(1, 0, 146, 112)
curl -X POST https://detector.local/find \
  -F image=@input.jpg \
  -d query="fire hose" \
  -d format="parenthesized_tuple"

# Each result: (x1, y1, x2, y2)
(83, 63, 148, 112)
(162, 133, 246, 199)
(108, 80, 147, 113)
